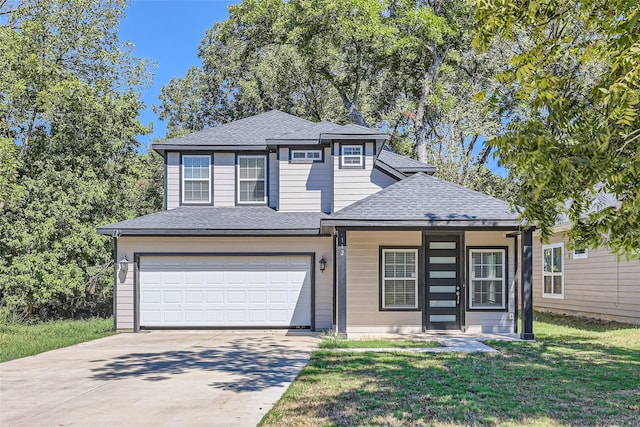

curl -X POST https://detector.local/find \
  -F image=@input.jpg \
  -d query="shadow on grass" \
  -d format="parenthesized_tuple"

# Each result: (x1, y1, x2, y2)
(90, 336, 312, 392)
(263, 339, 640, 426)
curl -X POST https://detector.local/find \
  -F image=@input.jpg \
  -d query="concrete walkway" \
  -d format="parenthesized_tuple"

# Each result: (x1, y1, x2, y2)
(0, 330, 319, 427)
(331, 332, 521, 354)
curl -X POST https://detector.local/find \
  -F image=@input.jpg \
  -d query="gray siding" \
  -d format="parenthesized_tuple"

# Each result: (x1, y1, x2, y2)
(116, 236, 334, 331)
(346, 231, 423, 333)
(166, 152, 180, 210)
(464, 231, 516, 333)
(269, 151, 279, 209)
(333, 142, 397, 212)
(279, 147, 332, 213)
(533, 233, 640, 324)
(213, 153, 235, 207)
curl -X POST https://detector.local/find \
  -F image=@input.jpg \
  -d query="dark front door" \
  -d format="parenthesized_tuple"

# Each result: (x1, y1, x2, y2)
(425, 234, 462, 330)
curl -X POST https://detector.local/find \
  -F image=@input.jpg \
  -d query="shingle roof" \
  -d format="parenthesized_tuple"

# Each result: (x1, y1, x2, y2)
(377, 150, 436, 174)
(324, 173, 521, 228)
(97, 207, 326, 236)
(152, 110, 313, 150)
(267, 121, 388, 144)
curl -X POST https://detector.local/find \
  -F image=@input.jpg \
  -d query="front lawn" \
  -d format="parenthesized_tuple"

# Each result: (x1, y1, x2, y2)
(261, 312, 640, 426)
(0, 317, 114, 362)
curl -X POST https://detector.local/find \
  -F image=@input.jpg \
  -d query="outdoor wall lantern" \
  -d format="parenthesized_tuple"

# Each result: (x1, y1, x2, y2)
(319, 257, 327, 272)
(119, 255, 129, 274)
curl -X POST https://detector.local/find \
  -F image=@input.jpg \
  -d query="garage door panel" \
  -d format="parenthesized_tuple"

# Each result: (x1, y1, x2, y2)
(248, 290, 267, 303)
(206, 290, 224, 303)
(163, 310, 182, 323)
(184, 290, 203, 304)
(142, 290, 162, 304)
(140, 255, 311, 327)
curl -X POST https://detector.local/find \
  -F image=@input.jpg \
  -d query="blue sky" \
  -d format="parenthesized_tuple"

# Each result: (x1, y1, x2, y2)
(119, 1, 503, 174)
(119, 0, 236, 149)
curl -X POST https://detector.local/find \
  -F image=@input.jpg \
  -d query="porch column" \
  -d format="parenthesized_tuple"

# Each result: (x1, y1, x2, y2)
(336, 228, 347, 335)
(521, 228, 535, 340)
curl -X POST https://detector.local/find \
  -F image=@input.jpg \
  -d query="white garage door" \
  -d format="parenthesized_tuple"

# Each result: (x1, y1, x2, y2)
(139, 255, 311, 327)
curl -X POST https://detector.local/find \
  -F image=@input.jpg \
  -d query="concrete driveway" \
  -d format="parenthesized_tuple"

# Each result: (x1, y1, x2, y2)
(0, 330, 319, 426)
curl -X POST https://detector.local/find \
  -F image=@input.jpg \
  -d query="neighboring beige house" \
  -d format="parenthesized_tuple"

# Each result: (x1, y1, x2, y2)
(534, 226, 640, 325)
(98, 110, 536, 338)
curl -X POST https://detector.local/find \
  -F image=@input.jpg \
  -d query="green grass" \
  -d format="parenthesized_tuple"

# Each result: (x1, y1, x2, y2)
(261, 312, 640, 426)
(321, 337, 439, 349)
(0, 317, 114, 362)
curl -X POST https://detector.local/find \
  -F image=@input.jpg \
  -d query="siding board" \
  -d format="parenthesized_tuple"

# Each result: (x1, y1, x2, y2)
(166, 152, 180, 209)
(533, 233, 640, 324)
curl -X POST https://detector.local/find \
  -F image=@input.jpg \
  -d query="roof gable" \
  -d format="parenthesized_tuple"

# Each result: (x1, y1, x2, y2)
(152, 110, 313, 149)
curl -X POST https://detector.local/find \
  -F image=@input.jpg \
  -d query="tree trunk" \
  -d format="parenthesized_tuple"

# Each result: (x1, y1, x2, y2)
(414, 45, 448, 163)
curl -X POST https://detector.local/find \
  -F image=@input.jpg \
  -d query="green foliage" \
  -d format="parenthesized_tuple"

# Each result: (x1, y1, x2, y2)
(262, 314, 640, 425)
(475, 0, 640, 257)
(0, 0, 155, 319)
(156, 0, 517, 200)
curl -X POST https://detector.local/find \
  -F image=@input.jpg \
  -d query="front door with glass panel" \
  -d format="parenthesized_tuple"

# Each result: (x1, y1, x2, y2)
(425, 234, 462, 330)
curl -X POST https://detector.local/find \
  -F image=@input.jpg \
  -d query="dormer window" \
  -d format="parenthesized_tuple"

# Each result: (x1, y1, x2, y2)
(182, 155, 211, 204)
(341, 144, 363, 167)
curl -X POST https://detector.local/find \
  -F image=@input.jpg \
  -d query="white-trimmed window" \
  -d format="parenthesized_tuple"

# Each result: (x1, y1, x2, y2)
(182, 155, 211, 203)
(341, 144, 363, 167)
(381, 249, 418, 309)
(543, 243, 564, 298)
(573, 248, 588, 259)
(237, 155, 267, 203)
(469, 249, 506, 309)
(291, 149, 322, 162)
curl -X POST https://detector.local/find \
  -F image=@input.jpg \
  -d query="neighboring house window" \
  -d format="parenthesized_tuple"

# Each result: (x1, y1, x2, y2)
(237, 155, 267, 203)
(381, 249, 418, 309)
(543, 243, 564, 298)
(341, 144, 363, 167)
(291, 149, 322, 162)
(469, 249, 506, 310)
(573, 248, 588, 259)
(182, 155, 211, 204)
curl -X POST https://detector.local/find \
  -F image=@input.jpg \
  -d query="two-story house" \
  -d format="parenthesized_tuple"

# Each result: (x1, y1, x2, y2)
(98, 110, 535, 338)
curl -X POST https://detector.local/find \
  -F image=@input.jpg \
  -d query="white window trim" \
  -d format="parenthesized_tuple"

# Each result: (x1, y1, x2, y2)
(237, 155, 267, 204)
(573, 249, 588, 259)
(182, 154, 211, 204)
(381, 248, 419, 310)
(468, 248, 507, 310)
(290, 149, 322, 162)
(542, 243, 564, 299)
(340, 144, 363, 167)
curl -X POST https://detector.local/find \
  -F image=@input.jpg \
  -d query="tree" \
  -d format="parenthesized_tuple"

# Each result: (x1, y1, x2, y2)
(156, 0, 516, 202)
(475, 0, 640, 256)
(0, 0, 152, 319)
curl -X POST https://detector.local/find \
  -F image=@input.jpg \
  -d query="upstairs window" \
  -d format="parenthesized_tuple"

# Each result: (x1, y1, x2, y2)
(238, 155, 267, 204)
(543, 243, 564, 298)
(182, 155, 211, 204)
(291, 149, 322, 162)
(341, 144, 363, 167)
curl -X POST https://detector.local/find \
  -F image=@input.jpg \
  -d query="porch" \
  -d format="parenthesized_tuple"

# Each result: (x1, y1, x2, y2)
(328, 228, 535, 340)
